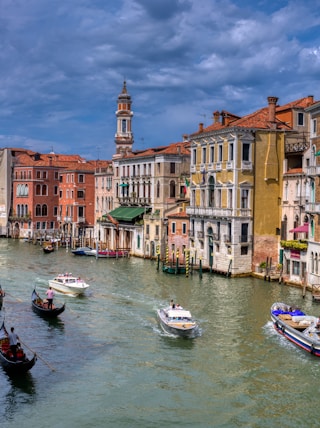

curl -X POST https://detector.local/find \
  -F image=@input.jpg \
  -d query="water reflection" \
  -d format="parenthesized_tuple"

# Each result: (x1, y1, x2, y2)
(2, 371, 36, 422)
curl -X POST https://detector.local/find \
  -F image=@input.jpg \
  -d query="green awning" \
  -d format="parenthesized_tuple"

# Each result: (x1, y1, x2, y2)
(107, 207, 146, 221)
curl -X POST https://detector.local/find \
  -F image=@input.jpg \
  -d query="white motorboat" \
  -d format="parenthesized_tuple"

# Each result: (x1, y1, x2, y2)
(48, 273, 90, 296)
(157, 306, 199, 338)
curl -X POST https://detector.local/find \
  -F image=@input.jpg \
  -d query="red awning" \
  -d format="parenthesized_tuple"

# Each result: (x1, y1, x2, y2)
(289, 223, 309, 233)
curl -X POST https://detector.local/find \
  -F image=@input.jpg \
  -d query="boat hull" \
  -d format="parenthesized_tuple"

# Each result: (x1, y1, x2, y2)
(157, 309, 198, 338)
(97, 250, 129, 258)
(32, 301, 65, 318)
(48, 276, 90, 296)
(71, 247, 93, 256)
(271, 302, 320, 356)
(0, 352, 37, 374)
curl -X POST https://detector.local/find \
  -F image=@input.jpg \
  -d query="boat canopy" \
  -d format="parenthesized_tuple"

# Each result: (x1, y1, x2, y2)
(167, 310, 192, 318)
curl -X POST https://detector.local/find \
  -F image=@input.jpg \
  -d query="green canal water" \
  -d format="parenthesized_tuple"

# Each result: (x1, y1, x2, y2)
(0, 239, 319, 428)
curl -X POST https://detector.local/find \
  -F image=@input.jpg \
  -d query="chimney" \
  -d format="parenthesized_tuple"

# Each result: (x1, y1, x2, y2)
(198, 123, 204, 133)
(213, 111, 220, 124)
(307, 95, 314, 106)
(267, 96, 278, 123)
(182, 134, 189, 142)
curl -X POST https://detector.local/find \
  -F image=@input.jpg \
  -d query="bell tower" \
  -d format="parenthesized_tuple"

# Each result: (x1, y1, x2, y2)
(114, 81, 134, 157)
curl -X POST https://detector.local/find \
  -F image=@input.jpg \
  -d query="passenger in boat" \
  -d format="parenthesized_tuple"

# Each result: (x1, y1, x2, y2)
(176, 304, 183, 309)
(8, 327, 19, 361)
(46, 286, 54, 310)
(170, 299, 175, 308)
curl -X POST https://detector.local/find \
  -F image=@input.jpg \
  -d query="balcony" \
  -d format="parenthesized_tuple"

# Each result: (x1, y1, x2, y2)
(188, 229, 194, 238)
(63, 216, 72, 222)
(78, 217, 86, 223)
(305, 203, 320, 213)
(306, 165, 320, 177)
(224, 234, 232, 244)
(241, 161, 253, 171)
(226, 161, 234, 170)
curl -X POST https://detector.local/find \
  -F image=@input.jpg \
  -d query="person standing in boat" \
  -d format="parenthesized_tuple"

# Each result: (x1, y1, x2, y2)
(46, 286, 54, 310)
(8, 327, 19, 361)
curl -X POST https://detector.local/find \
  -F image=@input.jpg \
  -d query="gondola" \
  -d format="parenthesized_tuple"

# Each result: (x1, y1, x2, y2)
(0, 322, 37, 374)
(31, 289, 65, 318)
(0, 285, 4, 310)
(43, 245, 54, 253)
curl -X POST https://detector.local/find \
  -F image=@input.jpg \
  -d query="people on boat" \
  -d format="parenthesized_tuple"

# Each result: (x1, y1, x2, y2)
(8, 327, 20, 361)
(46, 286, 54, 310)
(170, 299, 175, 308)
(176, 304, 183, 309)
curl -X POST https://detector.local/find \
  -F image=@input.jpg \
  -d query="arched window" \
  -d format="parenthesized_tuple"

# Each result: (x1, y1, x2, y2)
(208, 176, 215, 207)
(16, 184, 21, 196)
(36, 204, 41, 216)
(17, 204, 21, 217)
(24, 184, 29, 196)
(169, 181, 176, 198)
(42, 185, 47, 196)
(25, 205, 28, 216)
(156, 181, 160, 198)
(36, 184, 41, 195)
(42, 205, 48, 216)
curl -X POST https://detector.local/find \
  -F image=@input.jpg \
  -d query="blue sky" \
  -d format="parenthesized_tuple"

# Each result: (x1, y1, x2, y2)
(0, 0, 320, 160)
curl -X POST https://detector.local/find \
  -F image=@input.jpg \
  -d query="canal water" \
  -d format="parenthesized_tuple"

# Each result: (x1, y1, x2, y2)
(0, 239, 320, 428)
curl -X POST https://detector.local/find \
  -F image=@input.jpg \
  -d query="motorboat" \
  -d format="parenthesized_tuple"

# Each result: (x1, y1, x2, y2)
(270, 302, 320, 356)
(71, 246, 94, 256)
(97, 249, 129, 258)
(157, 306, 199, 338)
(48, 273, 90, 297)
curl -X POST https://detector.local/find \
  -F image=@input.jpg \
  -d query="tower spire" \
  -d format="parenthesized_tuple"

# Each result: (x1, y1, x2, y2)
(113, 81, 134, 158)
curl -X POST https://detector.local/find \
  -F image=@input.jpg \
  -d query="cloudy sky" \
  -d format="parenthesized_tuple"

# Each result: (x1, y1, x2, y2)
(1, 0, 320, 160)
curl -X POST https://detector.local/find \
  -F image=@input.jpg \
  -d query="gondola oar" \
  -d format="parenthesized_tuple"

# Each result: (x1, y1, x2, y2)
(4, 292, 23, 302)
(20, 340, 56, 372)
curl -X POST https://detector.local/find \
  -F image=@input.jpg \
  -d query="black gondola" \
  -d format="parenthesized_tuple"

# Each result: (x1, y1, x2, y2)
(31, 289, 65, 318)
(0, 285, 4, 310)
(0, 322, 37, 374)
(43, 245, 54, 253)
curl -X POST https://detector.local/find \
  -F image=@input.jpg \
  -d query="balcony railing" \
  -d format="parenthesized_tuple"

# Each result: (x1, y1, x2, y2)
(186, 206, 252, 218)
(305, 203, 320, 213)
(306, 165, 320, 177)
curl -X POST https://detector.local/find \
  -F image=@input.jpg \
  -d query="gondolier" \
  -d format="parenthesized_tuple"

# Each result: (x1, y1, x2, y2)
(46, 286, 54, 309)
(8, 327, 19, 361)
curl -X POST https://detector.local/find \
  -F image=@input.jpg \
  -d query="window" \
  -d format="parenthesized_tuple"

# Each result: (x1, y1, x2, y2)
(229, 143, 234, 161)
(192, 149, 197, 165)
(42, 185, 47, 196)
(242, 143, 250, 161)
(42, 205, 47, 216)
(156, 181, 160, 198)
(169, 181, 176, 198)
(78, 206, 84, 217)
(36, 171, 41, 179)
(35, 204, 41, 216)
(36, 184, 41, 195)
(202, 147, 207, 163)
(54, 206, 58, 216)
(297, 112, 304, 126)
(210, 146, 214, 163)
(228, 189, 233, 208)
(312, 119, 317, 136)
(170, 163, 176, 174)
(241, 189, 249, 209)
(241, 246, 248, 255)
(54, 186, 58, 195)
(78, 174, 84, 183)
(54, 171, 59, 180)
(155, 225, 159, 236)
(42, 171, 47, 179)
(172, 222, 176, 234)
(218, 145, 223, 162)
(77, 190, 85, 198)
(293, 261, 300, 275)
(122, 119, 127, 133)
(182, 223, 187, 234)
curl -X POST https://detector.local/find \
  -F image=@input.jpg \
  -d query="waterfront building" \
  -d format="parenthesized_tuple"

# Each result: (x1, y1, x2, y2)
(166, 210, 190, 267)
(98, 82, 191, 258)
(305, 101, 320, 288)
(11, 150, 83, 239)
(187, 96, 315, 276)
(0, 148, 13, 237)
(58, 160, 109, 246)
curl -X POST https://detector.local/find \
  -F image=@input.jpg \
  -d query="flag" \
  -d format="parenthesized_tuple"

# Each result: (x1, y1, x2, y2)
(184, 178, 190, 194)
